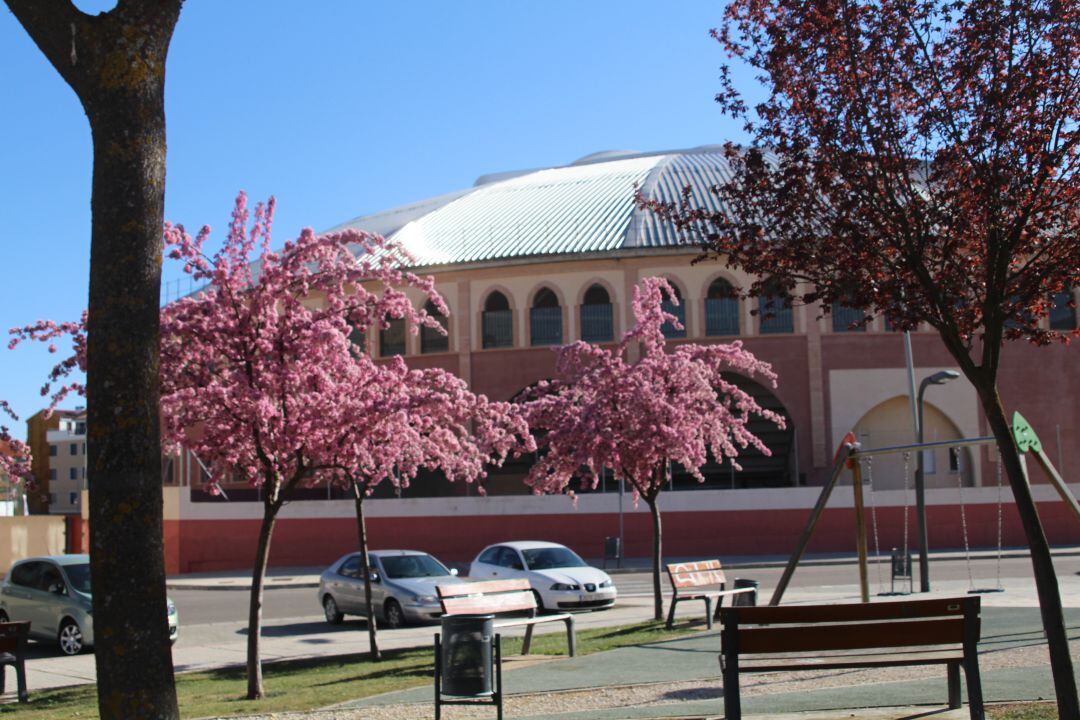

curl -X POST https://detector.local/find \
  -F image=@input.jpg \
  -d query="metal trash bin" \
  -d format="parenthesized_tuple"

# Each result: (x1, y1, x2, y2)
(603, 536, 622, 569)
(732, 578, 759, 606)
(438, 614, 494, 696)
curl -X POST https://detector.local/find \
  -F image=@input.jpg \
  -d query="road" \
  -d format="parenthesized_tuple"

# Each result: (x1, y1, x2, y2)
(14, 553, 1080, 693)
(167, 553, 1073, 626)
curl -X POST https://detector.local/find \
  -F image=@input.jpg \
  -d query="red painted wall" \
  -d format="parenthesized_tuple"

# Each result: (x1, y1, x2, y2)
(167, 500, 1080, 574)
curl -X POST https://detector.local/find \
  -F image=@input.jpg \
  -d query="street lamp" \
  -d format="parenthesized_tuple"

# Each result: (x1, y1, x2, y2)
(914, 370, 960, 592)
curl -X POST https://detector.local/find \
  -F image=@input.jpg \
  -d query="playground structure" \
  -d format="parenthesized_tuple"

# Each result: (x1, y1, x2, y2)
(771, 411, 1080, 605)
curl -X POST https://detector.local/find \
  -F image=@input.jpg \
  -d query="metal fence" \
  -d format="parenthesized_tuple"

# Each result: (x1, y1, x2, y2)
(580, 304, 614, 342)
(530, 307, 563, 346)
(705, 298, 739, 336)
(831, 304, 866, 332)
(421, 317, 450, 354)
(758, 298, 793, 334)
(661, 301, 687, 338)
(482, 310, 514, 348)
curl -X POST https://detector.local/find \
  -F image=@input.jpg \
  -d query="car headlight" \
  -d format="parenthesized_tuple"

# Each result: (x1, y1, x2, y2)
(599, 580, 613, 589)
(411, 594, 437, 604)
(167, 600, 176, 615)
(550, 583, 580, 591)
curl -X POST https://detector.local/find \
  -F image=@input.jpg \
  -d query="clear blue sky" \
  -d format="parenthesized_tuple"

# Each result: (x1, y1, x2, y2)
(0, 1, 753, 429)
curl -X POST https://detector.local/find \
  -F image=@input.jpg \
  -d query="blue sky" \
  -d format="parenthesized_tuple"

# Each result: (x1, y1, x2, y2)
(0, 1, 753, 427)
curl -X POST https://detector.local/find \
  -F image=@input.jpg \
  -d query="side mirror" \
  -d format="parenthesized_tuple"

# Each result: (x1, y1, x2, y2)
(369, 570, 381, 583)
(449, 568, 459, 577)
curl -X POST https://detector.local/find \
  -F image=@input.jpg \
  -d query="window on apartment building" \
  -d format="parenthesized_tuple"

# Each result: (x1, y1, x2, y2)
(580, 284, 614, 342)
(661, 284, 687, 339)
(49, 445, 57, 457)
(420, 300, 449, 354)
(530, 287, 563, 346)
(70, 467, 78, 480)
(482, 292, 513, 349)
(758, 279, 794, 334)
(49, 469, 56, 481)
(82, 443, 86, 454)
(69, 492, 77, 506)
(75, 422, 86, 435)
(380, 318, 406, 357)
(705, 278, 739, 336)
(70, 443, 78, 456)
(1050, 290, 1076, 331)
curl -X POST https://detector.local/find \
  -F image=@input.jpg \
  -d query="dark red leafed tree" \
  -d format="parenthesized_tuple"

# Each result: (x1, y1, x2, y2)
(523, 277, 783, 620)
(643, 0, 1078, 711)
(3, 2, 184, 716)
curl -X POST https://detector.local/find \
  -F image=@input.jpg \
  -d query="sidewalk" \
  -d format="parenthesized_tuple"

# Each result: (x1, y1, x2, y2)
(164, 544, 1080, 590)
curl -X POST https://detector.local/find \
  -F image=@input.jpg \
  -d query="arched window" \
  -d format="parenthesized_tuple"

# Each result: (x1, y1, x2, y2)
(1050, 290, 1077, 331)
(380, 317, 406, 357)
(831, 294, 866, 332)
(530, 287, 563, 346)
(482, 291, 513, 349)
(661, 283, 687, 339)
(705, 278, 739, 336)
(758, 279, 793, 334)
(420, 300, 449, 354)
(580, 284, 613, 342)
(347, 326, 366, 353)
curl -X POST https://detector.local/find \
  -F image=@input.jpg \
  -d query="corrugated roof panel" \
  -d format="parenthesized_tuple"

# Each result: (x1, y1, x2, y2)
(388, 155, 662, 266)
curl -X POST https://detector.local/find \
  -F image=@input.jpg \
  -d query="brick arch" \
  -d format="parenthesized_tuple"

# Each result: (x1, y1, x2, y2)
(575, 277, 618, 306)
(702, 271, 743, 337)
(479, 284, 518, 313)
(526, 282, 568, 309)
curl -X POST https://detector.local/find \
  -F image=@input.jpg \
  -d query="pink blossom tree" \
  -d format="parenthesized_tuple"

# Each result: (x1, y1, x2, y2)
(324, 358, 532, 660)
(523, 277, 784, 620)
(159, 193, 448, 699)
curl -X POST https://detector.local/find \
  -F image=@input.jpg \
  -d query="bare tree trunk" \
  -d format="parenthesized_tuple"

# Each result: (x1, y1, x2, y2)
(352, 482, 381, 660)
(247, 499, 281, 700)
(2, 4, 183, 718)
(645, 495, 664, 622)
(977, 383, 1079, 717)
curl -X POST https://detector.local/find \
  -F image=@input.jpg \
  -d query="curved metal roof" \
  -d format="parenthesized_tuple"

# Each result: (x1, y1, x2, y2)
(331, 146, 737, 268)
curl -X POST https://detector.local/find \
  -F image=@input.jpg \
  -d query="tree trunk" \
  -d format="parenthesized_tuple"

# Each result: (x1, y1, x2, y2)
(353, 482, 381, 660)
(645, 495, 664, 622)
(247, 500, 281, 700)
(3, 5, 183, 718)
(977, 382, 1079, 717)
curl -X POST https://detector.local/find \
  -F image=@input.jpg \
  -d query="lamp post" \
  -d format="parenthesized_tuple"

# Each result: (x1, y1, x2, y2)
(914, 370, 960, 592)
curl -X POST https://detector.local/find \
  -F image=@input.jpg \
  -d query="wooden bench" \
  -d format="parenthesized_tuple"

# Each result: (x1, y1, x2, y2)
(719, 596, 984, 720)
(666, 560, 755, 629)
(0, 621, 30, 704)
(437, 579, 576, 657)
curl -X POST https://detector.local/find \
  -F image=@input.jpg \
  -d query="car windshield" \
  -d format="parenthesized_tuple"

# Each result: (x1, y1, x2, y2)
(522, 547, 588, 570)
(64, 563, 92, 594)
(380, 555, 450, 579)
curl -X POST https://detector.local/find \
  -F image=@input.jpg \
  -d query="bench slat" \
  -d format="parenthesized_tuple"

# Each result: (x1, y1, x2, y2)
(723, 596, 974, 625)
(667, 560, 728, 589)
(437, 578, 531, 598)
(739, 649, 963, 672)
(442, 591, 535, 616)
(738, 618, 964, 654)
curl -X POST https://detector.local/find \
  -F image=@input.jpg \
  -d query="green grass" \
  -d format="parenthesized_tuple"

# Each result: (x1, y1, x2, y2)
(988, 703, 1059, 719)
(0, 619, 695, 719)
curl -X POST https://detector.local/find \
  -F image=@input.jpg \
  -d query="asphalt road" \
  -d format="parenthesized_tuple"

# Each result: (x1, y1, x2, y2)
(168, 553, 1072, 627)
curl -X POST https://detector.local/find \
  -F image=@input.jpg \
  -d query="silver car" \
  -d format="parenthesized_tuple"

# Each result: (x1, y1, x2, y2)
(319, 550, 465, 629)
(0, 554, 179, 655)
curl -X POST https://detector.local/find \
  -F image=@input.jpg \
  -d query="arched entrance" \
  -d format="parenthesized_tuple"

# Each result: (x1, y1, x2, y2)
(852, 397, 975, 490)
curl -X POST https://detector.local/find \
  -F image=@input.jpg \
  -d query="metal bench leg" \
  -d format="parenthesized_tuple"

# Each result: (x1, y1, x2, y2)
(722, 653, 740, 719)
(704, 596, 714, 630)
(666, 596, 679, 629)
(434, 633, 442, 720)
(564, 616, 576, 657)
(16, 658, 27, 704)
(0, 662, 5, 696)
(947, 661, 961, 709)
(963, 656, 984, 720)
(522, 624, 535, 655)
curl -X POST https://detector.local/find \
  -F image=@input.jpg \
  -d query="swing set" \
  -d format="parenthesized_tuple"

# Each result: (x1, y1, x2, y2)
(770, 411, 1080, 605)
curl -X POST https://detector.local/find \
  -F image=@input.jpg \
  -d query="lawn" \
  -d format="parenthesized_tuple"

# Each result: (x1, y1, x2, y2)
(0, 620, 691, 719)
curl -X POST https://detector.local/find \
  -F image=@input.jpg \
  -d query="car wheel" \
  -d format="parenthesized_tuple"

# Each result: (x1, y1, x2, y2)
(532, 590, 546, 613)
(323, 595, 344, 625)
(58, 618, 84, 656)
(384, 599, 405, 629)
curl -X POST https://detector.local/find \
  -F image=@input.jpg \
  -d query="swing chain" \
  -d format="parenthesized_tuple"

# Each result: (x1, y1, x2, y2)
(994, 447, 1005, 589)
(864, 454, 884, 592)
(957, 450, 976, 591)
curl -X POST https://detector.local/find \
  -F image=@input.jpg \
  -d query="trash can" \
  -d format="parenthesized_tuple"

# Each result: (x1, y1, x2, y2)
(732, 578, 759, 606)
(438, 614, 495, 697)
(603, 536, 622, 568)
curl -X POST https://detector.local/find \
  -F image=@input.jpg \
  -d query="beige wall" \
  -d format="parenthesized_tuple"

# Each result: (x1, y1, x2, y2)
(0, 516, 67, 577)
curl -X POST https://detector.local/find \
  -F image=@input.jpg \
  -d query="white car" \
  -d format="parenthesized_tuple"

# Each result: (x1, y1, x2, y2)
(469, 541, 617, 611)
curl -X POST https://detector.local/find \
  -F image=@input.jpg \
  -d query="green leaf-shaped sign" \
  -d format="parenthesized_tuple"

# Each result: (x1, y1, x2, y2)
(1012, 411, 1042, 454)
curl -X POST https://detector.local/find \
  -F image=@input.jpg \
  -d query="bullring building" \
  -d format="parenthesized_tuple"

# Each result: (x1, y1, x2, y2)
(156, 146, 1079, 574)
